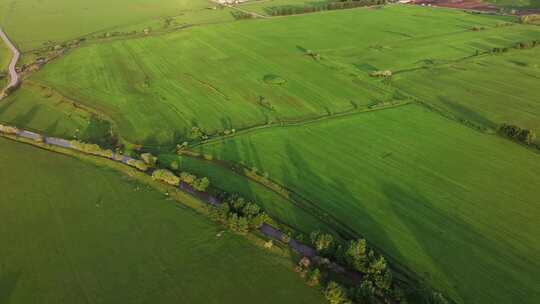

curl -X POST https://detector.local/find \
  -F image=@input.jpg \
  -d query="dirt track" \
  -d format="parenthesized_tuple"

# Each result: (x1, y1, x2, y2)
(0, 27, 20, 98)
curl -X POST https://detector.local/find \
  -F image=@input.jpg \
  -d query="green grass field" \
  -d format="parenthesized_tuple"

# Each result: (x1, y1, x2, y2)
(0, 82, 114, 145)
(26, 5, 540, 146)
(0, 0, 222, 51)
(2, 4, 540, 304)
(0, 137, 325, 304)
(193, 104, 540, 304)
(393, 47, 540, 141)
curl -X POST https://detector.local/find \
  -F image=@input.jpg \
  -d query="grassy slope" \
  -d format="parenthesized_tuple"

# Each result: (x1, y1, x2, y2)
(0, 82, 114, 145)
(195, 104, 540, 304)
(0, 0, 215, 51)
(31, 6, 540, 145)
(393, 47, 540, 140)
(0, 37, 9, 86)
(0, 137, 324, 304)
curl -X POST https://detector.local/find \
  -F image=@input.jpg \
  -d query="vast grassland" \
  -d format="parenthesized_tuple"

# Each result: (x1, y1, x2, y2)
(0, 137, 325, 304)
(0, 0, 219, 51)
(0, 82, 114, 145)
(393, 47, 540, 140)
(28, 5, 540, 145)
(3, 4, 540, 304)
(194, 104, 540, 304)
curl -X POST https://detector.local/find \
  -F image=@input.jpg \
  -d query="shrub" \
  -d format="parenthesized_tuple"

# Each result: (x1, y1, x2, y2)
(141, 153, 157, 167)
(127, 159, 149, 171)
(324, 281, 351, 304)
(179, 171, 196, 185)
(306, 268, 321, 286)
(192, 177, 210, 192)
(0, 124, 19, 135)
(70, 140, 113, 158)
(152, 169, 180, 186)
(499, 123, 536, 145)
(370, 70, 392, 78)
(345, 239, 368, 272)
(310, 231, 334, 253)
(263, 74, 287, 85)
(520, 14, 540, 24)
(170, 160, 179, 171)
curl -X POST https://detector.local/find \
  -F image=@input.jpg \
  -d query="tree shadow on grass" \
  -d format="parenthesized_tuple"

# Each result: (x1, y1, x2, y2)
(379, 182, 534, 303)
(438, 96, 497, 130)
(12, 105, 40, 128)
(0, 270, 21, 303)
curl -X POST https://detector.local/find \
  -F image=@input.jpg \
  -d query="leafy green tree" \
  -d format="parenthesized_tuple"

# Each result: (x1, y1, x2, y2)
(228, 213, 239, 231)
(141, 153, 157, 167)
(324, 281, 351, 304)
(345, 239, 368, 272)
(193, 177, 210, 192)
(310, 231, 334, 253)
(306, 268, 321, 286)
(237, 216, 249, 235)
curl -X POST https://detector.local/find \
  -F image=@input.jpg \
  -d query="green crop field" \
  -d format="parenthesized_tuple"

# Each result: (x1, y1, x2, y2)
(393, 47, 540, 141)
(0, 137, 324, 304)
(0, 82, 114, 145)
(0, 0, 223, 51)
(21, 5, 539, 146)
(193, 104, 540, 303)
(2, 3, 540, 304)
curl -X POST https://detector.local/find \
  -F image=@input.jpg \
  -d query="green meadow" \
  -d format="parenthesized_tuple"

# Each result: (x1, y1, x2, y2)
(26, 5, 540, 145)
(1, 3, 539, 304)
(194, 104, 540, 304)
(0, 0, 219, 51)
(393, 47, 540, 140)
(0, 137, 325, 304)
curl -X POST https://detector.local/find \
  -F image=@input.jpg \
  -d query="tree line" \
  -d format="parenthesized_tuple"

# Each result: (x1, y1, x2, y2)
(267, 0, 386, 17)
(498, 123, 537, 146)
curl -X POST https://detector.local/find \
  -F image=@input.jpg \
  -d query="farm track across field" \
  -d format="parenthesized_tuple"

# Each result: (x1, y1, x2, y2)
(0, 27, 20, 98)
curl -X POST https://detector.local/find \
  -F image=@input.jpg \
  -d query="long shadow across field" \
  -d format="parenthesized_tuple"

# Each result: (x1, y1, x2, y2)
(380, 182, 537, 303)
(0, 270, 21, 303)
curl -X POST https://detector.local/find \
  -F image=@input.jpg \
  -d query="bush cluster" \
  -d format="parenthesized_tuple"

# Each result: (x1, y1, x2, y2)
(515, 39, 540, 49)
(499, 123, 536, 145)
(0, 124, 20, 135)
(208, 195, 271, 235)
(231, 11, 255, 20)
(369, 70, 392, 78)
(520, 14, 540, 24)
(305, 231, 409, 303)
(126, 159, 149, 171)
(70, 140, 113, 158)
(152, 169, 181, 186)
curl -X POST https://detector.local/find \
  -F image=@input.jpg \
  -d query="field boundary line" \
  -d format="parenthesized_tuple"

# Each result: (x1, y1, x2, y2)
(193, 101, 413, 148)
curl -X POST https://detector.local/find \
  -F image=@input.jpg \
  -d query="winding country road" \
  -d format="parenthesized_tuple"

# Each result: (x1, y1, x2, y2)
(0, 27, 20, 98)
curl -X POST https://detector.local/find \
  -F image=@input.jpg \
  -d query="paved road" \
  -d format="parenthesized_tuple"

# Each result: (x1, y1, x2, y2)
(0, 27, 20, 98)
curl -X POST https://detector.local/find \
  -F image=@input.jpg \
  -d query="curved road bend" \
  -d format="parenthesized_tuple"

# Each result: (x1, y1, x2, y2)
(0, 27, 20, 98)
